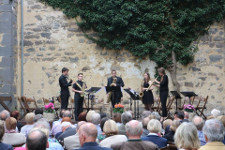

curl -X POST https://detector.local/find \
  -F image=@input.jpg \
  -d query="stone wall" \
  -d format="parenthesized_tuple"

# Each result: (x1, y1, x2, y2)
(14, 0, 225, 115)
(0, 0, 18, 110)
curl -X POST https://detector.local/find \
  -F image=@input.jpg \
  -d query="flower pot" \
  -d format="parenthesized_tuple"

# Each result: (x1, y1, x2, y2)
(43, 112, 55, 122)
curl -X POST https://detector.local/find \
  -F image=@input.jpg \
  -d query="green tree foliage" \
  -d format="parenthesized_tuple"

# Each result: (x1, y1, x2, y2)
(40, 0, 225, 82)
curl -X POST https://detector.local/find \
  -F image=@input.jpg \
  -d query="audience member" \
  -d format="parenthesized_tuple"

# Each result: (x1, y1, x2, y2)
(142, 119, 167, 148)
(192, 116, 206, 146)
(51, 110, 65, 136)
(20, 112, 35, 137)
(112, 113, 122, 126)
(86, 110, 96, 122)
(163, 120, 180, 143)
(57, 121, 76, 142)
(0, 110, 10, 121)
(34, 108, 44, 115)
(183, 111, 189, 122)
(111, 120, 158, 150)
(3, 117, 26, 146)
(78, 112, 87, 121)
(11, 110, 23, 132)
(26, 129, 48, 150)
(199, 119, 225, 150)
(151, 112, 161, 121)
(100, 120, 127, 148)
(162, 119, 172, 134)
(141, 111, 151, 120)
(118, 111, 132, 135)
(142, 117, 150, 137)
(174, 111, 184, 121)
(64, 121, 86, 150)
(0, 120, 13, 150)
(90, 113, 102, 135)
(211, 109, 221, 118)
(174, 122, 200, 150)
(32, 120, 63, 150)
(77, 122, 112, 150)
(98, 117, 109, 142)
(63, 110, 72, 118)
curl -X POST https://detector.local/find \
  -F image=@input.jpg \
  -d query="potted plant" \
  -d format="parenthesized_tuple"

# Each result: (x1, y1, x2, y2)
(113, 104, 124, 114)
(43, 102, 55, 122)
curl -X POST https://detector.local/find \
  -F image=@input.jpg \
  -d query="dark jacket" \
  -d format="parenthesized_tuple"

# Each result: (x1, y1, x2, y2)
(111, 139, 158, 150)
(59, 74, 71, 96)
(107, 76, 124, 98)
(76, 142, 112, 150)
(160, 75, 168, 92)
(141, 134, 167, 148)
(57, 127, 76, 142)
(163, 131, 175, 143)
(0, 142, 13, 150)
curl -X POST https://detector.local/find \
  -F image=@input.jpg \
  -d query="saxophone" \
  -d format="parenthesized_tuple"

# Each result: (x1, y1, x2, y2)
(75, 80, 87, 97)
(107, 77, 117, 103)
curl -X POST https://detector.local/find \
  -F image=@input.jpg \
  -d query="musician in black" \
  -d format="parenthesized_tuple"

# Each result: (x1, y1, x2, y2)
(141, 73, 154, 111)
(59, 67, 72, 109)
(155, 67, 169, 122)
(72, 73, 87, 121)
(107, 70, 124, 108)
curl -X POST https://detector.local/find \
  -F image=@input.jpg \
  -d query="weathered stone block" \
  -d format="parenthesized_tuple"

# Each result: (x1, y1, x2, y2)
(41, 33, 51, 39)
(184, 82, 193, 88)
(209, 55, 223, 62)
(23, 40, 33, 46)
(69, 57, 79, 62)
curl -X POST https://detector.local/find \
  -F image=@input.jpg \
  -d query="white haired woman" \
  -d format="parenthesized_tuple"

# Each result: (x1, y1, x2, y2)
(100, 119, 127, 148)
(174, 122, 200, 150)
(141, 119, 167, 148)
(20, 112, 35, 137)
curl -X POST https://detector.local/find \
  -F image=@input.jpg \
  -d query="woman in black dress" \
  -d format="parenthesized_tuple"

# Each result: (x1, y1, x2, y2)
(141, 73, 154, 111)
(155, 67, 169, 122)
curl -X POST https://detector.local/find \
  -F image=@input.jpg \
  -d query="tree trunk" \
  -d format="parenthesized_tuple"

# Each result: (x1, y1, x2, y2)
(168, 51, 181, 107)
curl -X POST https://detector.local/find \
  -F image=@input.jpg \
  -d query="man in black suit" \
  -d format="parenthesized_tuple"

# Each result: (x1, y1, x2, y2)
(107, 70, 124, 108)
(59, 67, 72, 110)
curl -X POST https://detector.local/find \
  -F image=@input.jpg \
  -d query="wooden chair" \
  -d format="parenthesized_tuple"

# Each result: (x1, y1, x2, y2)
(195, 96, 208, 119)
(152, 98, 161, 113)
(42, 98, 50, 105)
(18, 97, 28, 116)
(24, 96, 38, 112)
(166, 96, 175, 117)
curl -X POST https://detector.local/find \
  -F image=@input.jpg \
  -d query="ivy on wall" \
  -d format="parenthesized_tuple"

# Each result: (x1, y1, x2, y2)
(40, 0, 225, 90)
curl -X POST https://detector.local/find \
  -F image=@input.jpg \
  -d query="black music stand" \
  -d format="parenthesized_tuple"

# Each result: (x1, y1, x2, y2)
(180, 92, 198, 104)
(105, 86, 121, 108)
(170, 91, 181, 111)
(86, 87, 102, 111)
(124, 88, 140, 119)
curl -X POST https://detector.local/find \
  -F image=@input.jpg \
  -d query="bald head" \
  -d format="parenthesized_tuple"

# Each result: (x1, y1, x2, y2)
(76, 121, 86, 131)
(126, 120, 143, 138)
(0, 110, 10, 121)
(78, 123, 97, 146)
(192, 116, 204, 131)
(26, 129, 48, 150)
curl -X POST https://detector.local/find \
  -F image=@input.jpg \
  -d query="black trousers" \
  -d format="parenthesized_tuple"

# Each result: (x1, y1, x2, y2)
(74, 95, 84, 121)
(160, 90, 168, 117)
(111, 92, 121, 108)
(60, 94, 70, 110)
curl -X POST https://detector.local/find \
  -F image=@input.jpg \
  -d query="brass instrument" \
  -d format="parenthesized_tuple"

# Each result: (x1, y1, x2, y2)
(75, 80, 87, 97)
(139, 76, 159, 98)
(107, 77, 117, 103)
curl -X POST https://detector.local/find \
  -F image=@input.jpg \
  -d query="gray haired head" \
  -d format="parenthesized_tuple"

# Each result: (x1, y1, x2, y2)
(121, 111, 132, 125)
(203, 119, 224, 142)
(192, 116, 205, 131)
(0, 110, 10, 121)
(63, 110, 72, 118)
(151, 112, 161, 121)
(91, 113, 101, 125)
(141, 111, 151, 119)
(125, 120, 143, 136)
(34, 119, 51, 131)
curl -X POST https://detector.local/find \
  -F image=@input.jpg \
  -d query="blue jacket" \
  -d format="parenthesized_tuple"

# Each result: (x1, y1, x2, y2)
(141, 134, 167, 148)
(0, 142, 13, 150)
(75, 142, 112, 150)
